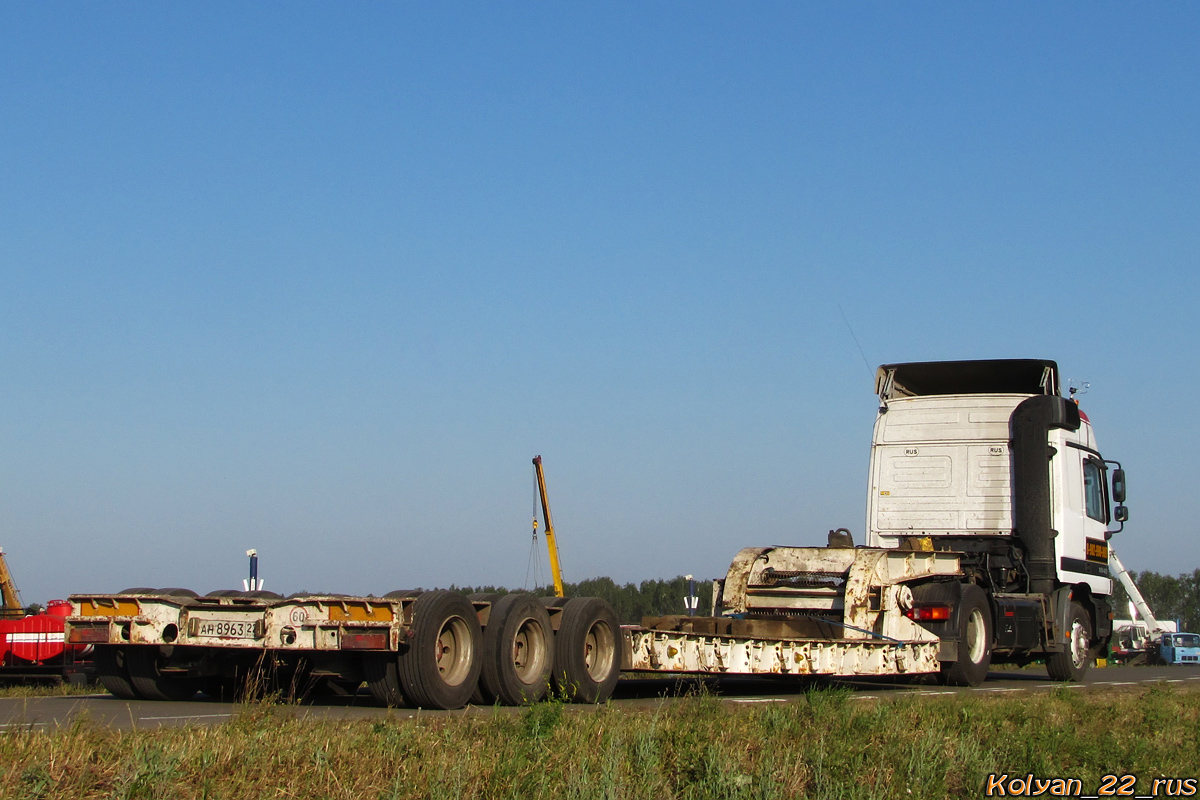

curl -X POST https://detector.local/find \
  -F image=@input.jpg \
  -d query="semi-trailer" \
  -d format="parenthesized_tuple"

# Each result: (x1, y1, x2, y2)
(67, 359, 1128, 708)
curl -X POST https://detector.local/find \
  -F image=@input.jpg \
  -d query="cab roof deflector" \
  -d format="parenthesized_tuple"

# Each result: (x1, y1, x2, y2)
(875, 359, 1059, 401)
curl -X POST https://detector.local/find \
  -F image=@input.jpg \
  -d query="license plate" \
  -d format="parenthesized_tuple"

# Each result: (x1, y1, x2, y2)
(193, 618, 258, 639)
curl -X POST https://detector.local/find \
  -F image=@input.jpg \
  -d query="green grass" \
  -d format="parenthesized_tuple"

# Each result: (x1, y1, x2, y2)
(0, 681, 100, 699)
(1, 684, 1197, 799)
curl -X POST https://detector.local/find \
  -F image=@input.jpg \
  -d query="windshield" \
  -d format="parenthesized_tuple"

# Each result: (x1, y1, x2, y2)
(1173, 634, 1200, 647)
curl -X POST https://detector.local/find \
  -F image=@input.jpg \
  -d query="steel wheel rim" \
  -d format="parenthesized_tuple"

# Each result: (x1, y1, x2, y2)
(582, 620, 615, 682)
(965, 608, 986, 664)
(511, 617, 547, 685)
(1069, 620, 1089, 669)
(435, 616, 474, 686)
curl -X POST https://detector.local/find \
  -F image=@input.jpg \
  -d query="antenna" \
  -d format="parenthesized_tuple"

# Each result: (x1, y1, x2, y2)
(838, 305, 874, 380)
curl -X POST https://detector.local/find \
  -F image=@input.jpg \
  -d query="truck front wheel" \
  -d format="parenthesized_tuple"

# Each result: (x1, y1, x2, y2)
(1046, 602, 1093, 681)
(941, 585, 993, 687)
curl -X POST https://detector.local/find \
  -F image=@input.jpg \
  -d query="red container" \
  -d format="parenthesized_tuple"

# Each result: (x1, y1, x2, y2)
(0, 600, 85, 666)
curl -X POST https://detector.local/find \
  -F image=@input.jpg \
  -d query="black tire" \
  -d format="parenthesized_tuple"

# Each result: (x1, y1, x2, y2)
(466, 593, 505, 704)
(540, 596, 570, 609)
(156, 588, 199, 598)
(119, 588, 156, 595)
(1046, 601, 1093, 681)
(126, 647, 199, 701)
(479, 593, 554, 706)
(95, 646, 140, 700)
(206, 590, 245, 598)
(553, 597, 621, 703)
(386, 589, 422, 599)
(244, 590, 283, 600)
(364, 653, 406, 707)
(396, 590, 483, 710)
(941, 585, 992, 687)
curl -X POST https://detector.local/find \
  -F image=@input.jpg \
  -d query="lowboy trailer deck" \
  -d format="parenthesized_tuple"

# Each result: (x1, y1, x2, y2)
(68, 589, 623, 709)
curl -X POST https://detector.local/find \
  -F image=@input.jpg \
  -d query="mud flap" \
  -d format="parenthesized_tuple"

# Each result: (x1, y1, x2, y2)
(1048, 585, 1074, 652)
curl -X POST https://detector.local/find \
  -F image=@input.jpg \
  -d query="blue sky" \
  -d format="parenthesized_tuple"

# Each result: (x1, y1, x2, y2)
(2, 5, 1197, 604)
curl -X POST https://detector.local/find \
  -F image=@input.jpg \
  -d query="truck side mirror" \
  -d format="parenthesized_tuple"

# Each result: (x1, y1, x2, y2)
(1112, 468, 1126, 503)
(1114, 505, 1129, 523)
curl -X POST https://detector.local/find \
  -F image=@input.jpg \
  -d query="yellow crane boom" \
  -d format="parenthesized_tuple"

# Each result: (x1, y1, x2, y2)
(532, 456, 565, 598)
(0, 547, 25, 619)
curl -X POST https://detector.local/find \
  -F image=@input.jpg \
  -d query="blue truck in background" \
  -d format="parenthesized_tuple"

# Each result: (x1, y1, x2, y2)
(1155, 632, 1200, 665)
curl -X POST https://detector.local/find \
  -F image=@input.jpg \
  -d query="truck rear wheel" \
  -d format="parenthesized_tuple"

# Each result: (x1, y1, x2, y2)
(479, 593, 554, 706)
(941, 585, 992, 687)
(126, 647, 199, 701)
(1046, 601, 1093, 681)
(396, 590, 482, 710)
(95, 646, 140, 700)
(553, 597, 621, 703)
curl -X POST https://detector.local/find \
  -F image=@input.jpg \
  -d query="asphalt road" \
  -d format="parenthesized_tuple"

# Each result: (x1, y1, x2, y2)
(3, 665, 1198, 732)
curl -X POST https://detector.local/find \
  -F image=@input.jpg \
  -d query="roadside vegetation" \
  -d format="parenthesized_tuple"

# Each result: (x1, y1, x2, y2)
(1, 683, 1197, 799)
(0, 681, 98, 699)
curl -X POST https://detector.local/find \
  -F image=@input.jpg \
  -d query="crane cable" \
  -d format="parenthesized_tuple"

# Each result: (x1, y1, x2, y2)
(524, 464, 545, 592)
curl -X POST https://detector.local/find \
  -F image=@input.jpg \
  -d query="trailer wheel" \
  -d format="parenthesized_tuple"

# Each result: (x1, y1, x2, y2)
(126, 647, 199, 701)
(95, 646, 140, 700)
(1046, 602, 1093, 681)
(941, 585, 992, 687)
(479, 593, 554, 706)
(396, 590, 482, 710)
(553, 597, 621, 703)
(364, 654, 407, 707)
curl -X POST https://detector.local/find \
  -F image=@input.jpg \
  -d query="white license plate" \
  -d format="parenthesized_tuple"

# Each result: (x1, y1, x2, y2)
(194, 618, 258, 639)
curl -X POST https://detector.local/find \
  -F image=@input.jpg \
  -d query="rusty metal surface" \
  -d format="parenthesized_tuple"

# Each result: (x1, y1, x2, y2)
(650, 546, 964, 680)
(622, 627, 941, 677)
(66, 592, 426, 653)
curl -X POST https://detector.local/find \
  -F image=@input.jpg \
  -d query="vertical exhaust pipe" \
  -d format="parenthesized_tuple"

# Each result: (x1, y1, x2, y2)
(1011, 395, 1080, 594)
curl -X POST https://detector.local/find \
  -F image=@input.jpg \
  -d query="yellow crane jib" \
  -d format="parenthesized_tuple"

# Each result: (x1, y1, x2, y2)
(0, 547, 25, 620)
(532, 455, 566, 598)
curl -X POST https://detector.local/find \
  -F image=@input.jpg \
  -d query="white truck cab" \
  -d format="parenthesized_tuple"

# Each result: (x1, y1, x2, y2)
(865, 359, 1126, 678)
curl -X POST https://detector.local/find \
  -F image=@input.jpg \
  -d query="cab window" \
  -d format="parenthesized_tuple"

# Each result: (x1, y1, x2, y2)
(1083, 459, 1107, 523)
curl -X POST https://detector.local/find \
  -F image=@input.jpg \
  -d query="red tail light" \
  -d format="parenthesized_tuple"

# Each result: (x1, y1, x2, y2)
(905, 605, 951, 622)
(340, 632, 388, 650)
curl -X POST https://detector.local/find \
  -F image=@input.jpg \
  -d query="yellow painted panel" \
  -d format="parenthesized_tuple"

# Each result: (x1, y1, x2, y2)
(79, 598, 140, 617)
(328, 603, 393, 622)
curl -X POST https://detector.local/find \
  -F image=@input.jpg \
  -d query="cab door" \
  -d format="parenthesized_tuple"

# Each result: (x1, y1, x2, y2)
(1052, 434, 1112, 594)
